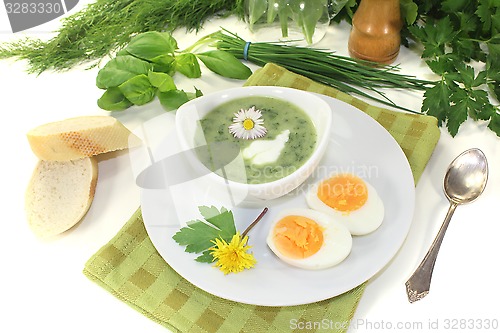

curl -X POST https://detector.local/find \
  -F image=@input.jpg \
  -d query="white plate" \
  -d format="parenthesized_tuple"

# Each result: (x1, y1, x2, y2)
(139, 94, 415, 306)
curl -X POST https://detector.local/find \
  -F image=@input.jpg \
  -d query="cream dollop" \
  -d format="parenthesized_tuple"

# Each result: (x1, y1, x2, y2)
(242, 130, 290, 165)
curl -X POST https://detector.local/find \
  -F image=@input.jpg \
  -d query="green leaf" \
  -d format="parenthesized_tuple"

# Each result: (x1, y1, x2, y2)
(115, 49, 130, 56)
(472, 70, 488, 87)
(266, 0, 279, 23)
(96, 55, 153, 89)
(118, 74, 156, 106)
(198, 206, 236, 236)
(451, 37, 482, 62)
(247, 0, 267, 26)
(187, 86, 204, 100)
(457, 12, 479, 34)
(125, 31, 177, 61)
(196, 50, 252, 79)
(195, 86, 203, 98)
(447, 87, 492, 134)
(150, 54, 176, 75)
(470, 90, 495, 120)
(421, 80, 452, 126)
(425, 56, 455, 75)
(489, 82, 500, 102)
(487, 112, 500, 136)
(476, 0, 493, 33)
(486, 35, 500, 64)
(400, 0, 418, 25)
(147, 71, 176, 92)
(97, 87, 133, 111)
(175, 53, 202, 78)
(447, 90, 470, 137)
(195, 250, 214, 263)
(289, 0, 327, 45)
(445, 64, 487, 89)
(172, 206, 236, 258)
(158, 89, 190, 110)
(434, 16, 459, 45)
(493, 10, 500, 34)
(410, 17, 458, 59)
(172, 220, 220, 254)
(450, 63, 476, 88)
(328, 0, 351, 18)
(442, 0, 468, 12)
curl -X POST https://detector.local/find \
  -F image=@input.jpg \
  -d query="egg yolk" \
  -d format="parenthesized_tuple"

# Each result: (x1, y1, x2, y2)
(317, 174, 368, 212)
(272, 215, 324, 259)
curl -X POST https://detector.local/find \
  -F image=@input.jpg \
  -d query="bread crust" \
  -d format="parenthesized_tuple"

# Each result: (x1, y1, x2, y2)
(27, 116, 141, 161)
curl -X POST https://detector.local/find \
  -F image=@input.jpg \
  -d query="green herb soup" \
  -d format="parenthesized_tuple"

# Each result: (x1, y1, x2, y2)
(197, 96, 317, 184)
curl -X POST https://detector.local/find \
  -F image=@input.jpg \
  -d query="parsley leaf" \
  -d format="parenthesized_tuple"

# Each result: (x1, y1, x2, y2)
(421, 80, 452, 127)
(476, 0, 495, 33)
(172, 206, 237, 263)
(488, 112, 500, 136)
(400, 0, 418, 25)
(447, 90, 470, 136)
(442, 0, 468, 12)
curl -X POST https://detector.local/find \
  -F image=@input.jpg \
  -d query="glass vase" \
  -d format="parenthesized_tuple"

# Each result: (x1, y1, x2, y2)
(244, 0, 330, 46)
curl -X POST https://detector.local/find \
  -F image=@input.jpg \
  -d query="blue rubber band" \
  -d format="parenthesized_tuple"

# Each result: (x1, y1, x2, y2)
(243, 42, 251, 61)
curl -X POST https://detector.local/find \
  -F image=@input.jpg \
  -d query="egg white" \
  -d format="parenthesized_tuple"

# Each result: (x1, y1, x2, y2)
(266, 209, 352, 270)
(306, 175, 385, 236)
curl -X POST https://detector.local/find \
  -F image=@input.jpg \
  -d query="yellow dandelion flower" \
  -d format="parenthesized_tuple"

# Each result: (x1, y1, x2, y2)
(210, 232, 257, 274)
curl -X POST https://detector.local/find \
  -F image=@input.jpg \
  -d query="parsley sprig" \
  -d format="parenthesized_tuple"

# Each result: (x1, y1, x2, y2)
(407, 0, 500, 136)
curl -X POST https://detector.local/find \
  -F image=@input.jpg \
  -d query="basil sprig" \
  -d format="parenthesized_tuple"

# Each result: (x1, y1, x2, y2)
(96, 31, 252, 111)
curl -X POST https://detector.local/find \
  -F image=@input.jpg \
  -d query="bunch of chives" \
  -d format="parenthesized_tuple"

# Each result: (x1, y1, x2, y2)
(212, 30, 435, 113)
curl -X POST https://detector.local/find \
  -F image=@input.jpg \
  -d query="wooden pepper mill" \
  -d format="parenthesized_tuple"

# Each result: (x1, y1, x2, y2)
(348, 0, 403, 64)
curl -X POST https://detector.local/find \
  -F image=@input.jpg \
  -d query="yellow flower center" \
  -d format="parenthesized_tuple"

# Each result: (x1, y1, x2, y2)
(243, 118, 255, 130)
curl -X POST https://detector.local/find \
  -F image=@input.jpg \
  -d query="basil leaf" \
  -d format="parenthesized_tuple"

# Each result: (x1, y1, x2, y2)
(125, 31, 177, 61)
(186, 87, 204, 100)
(176, 53, 201, 78)
(96, 55, 153, 89)
(158, 90, 190, 110)
(195, 86, 203, 98)
(196, 51, 252, 79)
(150, 54, 176, 75)
(115, 49, 130, 56)
(118, 74, 156, 106)
(148, 71, 176, 92)
(97, 87, 133, 111)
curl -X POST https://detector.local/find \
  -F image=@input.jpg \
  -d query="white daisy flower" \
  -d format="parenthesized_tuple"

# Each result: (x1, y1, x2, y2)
(228, 106, 267, 140)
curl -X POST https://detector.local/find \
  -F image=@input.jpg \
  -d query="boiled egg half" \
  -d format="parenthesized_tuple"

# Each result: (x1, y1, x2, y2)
(266, 209, 352, 270)
(306, 173, 384, 236)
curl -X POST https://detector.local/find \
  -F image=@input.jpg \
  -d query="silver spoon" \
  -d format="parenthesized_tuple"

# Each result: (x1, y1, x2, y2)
(405, 148, 488, 303)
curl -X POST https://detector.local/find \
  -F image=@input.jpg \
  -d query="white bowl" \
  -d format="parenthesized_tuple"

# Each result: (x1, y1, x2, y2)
(175, 86, 332, 202)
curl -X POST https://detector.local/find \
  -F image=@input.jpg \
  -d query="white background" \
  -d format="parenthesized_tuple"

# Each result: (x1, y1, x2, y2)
(1, 1, 499, 332)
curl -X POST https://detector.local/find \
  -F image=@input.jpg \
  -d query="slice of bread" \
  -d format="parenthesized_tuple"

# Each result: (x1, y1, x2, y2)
(25, 157, 98, 238)
(27, 116, 141, 161)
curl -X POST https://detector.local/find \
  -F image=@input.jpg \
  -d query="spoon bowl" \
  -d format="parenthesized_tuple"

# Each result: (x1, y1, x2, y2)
(405, 148, 488, 303)
(444, 148, 488, 204)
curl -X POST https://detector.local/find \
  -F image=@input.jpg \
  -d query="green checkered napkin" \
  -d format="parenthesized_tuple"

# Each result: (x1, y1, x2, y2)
(84, 63, 441, 333)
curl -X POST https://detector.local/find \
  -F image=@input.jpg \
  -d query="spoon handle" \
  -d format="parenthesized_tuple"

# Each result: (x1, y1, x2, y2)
(405, 202, 458, 303)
